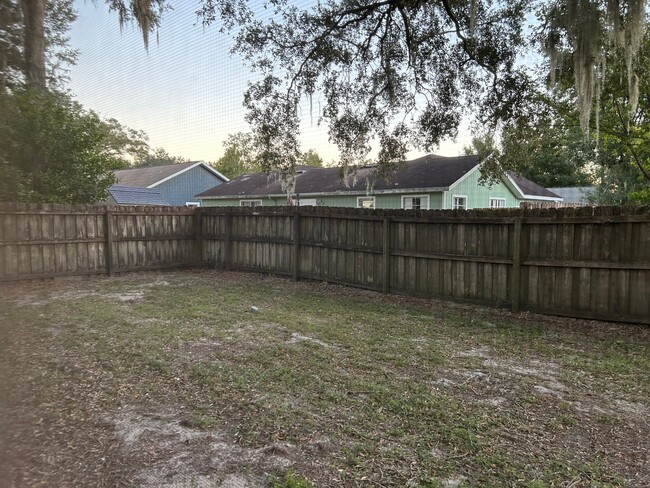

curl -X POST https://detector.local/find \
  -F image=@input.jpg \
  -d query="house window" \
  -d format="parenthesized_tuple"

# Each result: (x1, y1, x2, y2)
(452, 195, 467, 210)
(240, 200, 262, 207)
(489, 197, 506, 208)
(357, 197, 375, 208)
(298, 198, 317, 206)
(185, 201, 200, 207)
(402, 195, 429, 210)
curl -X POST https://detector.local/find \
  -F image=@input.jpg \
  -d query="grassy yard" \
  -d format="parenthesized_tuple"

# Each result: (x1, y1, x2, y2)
(1, 270, 648, 487)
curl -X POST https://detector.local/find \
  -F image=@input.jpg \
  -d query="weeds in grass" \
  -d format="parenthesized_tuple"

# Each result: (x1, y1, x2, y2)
(270, 470, 312, 488)
(2, 271, 648, 487)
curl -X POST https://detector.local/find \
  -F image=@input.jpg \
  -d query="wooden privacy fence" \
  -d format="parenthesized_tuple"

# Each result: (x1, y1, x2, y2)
(1, 203, 649, 324)
(0, 203, 200, 280)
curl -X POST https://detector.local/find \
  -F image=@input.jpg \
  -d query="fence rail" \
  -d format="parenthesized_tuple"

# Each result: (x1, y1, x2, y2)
(1, 203, 648, 324)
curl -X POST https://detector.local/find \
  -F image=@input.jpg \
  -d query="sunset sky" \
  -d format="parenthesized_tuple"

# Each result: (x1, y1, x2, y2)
(68, 1, 470, 164)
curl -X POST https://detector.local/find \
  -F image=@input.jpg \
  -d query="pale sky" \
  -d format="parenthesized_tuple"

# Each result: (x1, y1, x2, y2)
(68, 1, 471, 164)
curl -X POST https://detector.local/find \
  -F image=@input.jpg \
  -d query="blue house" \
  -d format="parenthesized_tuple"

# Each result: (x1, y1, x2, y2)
(114, 161, 229, 206)
(107, 185, 170, 206)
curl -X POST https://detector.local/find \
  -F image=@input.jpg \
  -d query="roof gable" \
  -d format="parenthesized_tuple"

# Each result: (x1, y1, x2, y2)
(115, 161, 228, 188)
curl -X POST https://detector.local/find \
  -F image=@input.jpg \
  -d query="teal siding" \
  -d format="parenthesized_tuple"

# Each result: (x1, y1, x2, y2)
(445, 167, 519, 209)
(316, 193, 443, 209)
(203, 192, 445, 208)
(202, 196, 284, 207)
(155, 166, 226, 206)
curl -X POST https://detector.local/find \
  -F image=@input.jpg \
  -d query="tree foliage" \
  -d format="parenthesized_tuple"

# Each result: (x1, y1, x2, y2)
(470, 20, 650, 203)
(1, 0, 77, 90)
(233, 0, 531, 176)
(212, 131, 260, 179)
(212, 132, 326, 179)
(542, 0, 647, 131)
(0, 0, 156, 204)
(133, 147, 188, 167)
(301, 149, 324, 168)
(108, 0, 647, 179)
(466, 104, 594, 189)
(0, 89, 148, 203)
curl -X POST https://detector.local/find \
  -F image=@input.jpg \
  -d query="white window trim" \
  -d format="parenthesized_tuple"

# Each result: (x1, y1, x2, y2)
(185, 201, 200, 207)
(452, 195, 468, 210)
(298, 198, 317, 206)
(357, 196, 376, 208)
(240, 199, 263, 207)
(401, 194, 430, 210)
(489, 197, 506, 208)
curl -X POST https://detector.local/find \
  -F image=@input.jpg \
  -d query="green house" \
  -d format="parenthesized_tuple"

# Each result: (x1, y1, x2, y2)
(196, 154, 562, 209)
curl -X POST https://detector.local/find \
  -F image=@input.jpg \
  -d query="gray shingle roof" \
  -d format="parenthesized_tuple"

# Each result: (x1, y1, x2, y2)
(114, 161, 229, 188)
(197, 154, 559, 200)
(548, 186, 595, 204)
(507, 173, 562, 199)
(108, 185, 170, 205)
(115, 162, 199, 187)
(198, 154, 481, 198)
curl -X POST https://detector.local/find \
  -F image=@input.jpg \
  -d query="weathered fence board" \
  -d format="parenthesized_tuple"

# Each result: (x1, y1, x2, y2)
(0, 203, 199, 281)
(1, 203, 648, 324)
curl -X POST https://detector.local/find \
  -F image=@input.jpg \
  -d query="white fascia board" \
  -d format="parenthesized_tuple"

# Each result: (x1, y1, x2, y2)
(504, 173, 525, 199)
(148, 161, 230, 188)
(448, 162, 481, 190)
(198, 193, 276, 200)
(374, 187, 448, 195)
(202, 164, 230, 182)
(521, 195, 565, 202)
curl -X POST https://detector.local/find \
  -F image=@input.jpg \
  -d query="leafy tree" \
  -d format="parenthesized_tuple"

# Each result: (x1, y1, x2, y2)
(470, 21, 650, 203)
(106, 1, 647, 179)
(587, 28, 650, 203)
(0, 0, 149, 204)
(0, 89, 147, 203)
(2, 0, 76, 90)
(0, 0, 23, 92)
(545, 24, 650, 203)
(466, 113, 593, 188)
(300, 149, 324, 168)
(10, 1, 648, 189)
(212, 132, 261, 178)
(133, 147, 188, 168)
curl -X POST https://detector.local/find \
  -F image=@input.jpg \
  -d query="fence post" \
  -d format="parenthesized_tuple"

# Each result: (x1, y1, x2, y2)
(224, 213, 233, 271)
(382, 217, 391, 294)
(195, 209, 203, 266)
(293, 209, 301, 281)
(511, 216, 523, 312)
(105, 209, 114, 276)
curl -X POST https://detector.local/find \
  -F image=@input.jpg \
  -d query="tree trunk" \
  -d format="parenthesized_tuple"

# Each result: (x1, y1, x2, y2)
(20, 0, 46, 90)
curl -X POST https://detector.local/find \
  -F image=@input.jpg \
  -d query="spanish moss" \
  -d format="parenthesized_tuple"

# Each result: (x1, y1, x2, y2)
(546, 0, 647, 131)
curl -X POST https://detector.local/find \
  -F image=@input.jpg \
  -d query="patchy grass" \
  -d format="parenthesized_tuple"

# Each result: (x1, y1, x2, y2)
(1, 270, 649, 487)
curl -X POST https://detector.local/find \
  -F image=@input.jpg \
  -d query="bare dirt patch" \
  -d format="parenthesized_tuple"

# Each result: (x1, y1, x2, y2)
(109, 407, 297, 488)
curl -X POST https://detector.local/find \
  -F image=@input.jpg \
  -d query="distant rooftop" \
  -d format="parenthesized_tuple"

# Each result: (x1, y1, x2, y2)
(548, 186, 595, 204)
(507, 173, 562, 200)
(115, 161, 228, 188)
(108, 185, 170, 206)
